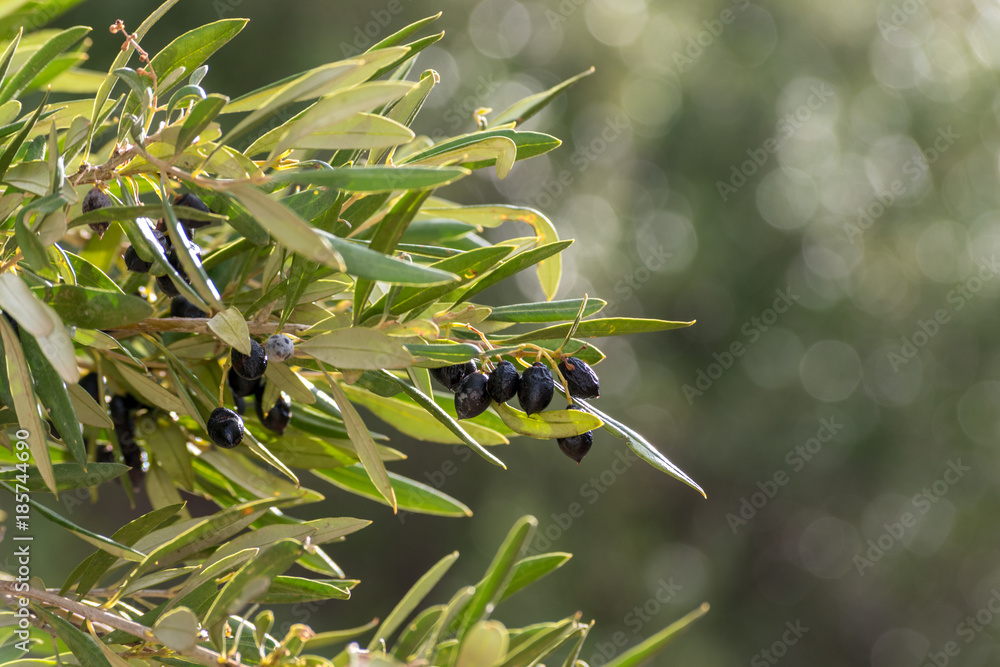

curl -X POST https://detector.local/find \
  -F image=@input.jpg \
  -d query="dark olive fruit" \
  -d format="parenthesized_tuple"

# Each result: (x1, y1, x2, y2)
(486, 360, 520, 403)
(155, 273, 180, 297)
(558, 356, 600, 399)
(170, 295, 207, 318)
(207, 407, 244, 448)
(228, 367, 260, 398)
(255, 389, 292, 435)
(79, 372, 99, 401)
(265, 334, 295, 362)
(556, 407, 594, 463)
(82, 187, 113, 238)
(430, 360, 477, 392)
(123, 245, 152, 273)
(455, 372, 491, 420)
(518, 362, 554, 416)
(174, 193, 212, 232)
(95, 444, 115, 464)
(109, 394, 134, 427)
(231, 339, 268, 381)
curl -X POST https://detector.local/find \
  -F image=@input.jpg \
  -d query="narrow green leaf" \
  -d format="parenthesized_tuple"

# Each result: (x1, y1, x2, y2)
(487, 299, 605, 323)
(393, 606, 446, 661)
(114, 362, 187, 415)
(457, 241, 571, 306)
(0, 28, 23, 94)
(325, 374, 396, 511)
(35, 284, 153, 329)
(0, 462, 127, 492)
(175, 93, 227, 151)
(604, 604, 710, 667)
(270, 165, 469, 193)
(68, 204, 224, 229)
(0, 317, 54, 495)
(368, 550, 460, 650)
(500, 553, 572, 602)
(0, 480, 145, 560)
(299, 327, 413, 370)
(379, 370, 506, 468)
(0, 273, 78, 383)
(458, 516, 537, 639)
(0, 88, 47, 181)
(320, 230, 459, 285)
(406, 343, 481, 363)
(67, 381, 112, 429)
(33, 607, 111, 667)
(304, 619, 380, 650)
(230, 184, 346, 271)
(257, 576, 354, 604)
(206, 306, 250, 355)
(498, 318, 695, 345)
(160, 182, 224, 311)
(489, 68, 594, 128)
(313, 466, 472, 517)
(0, 26, 89, 105)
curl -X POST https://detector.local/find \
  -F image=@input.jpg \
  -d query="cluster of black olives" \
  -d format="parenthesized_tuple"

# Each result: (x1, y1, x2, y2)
(80, 372, 148, 490)
(206, 334, 296, 448)
(87, 187, 213, 304)
(433, 355, 601, 463)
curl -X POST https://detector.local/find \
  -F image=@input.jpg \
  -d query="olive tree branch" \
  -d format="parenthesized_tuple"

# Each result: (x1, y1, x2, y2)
(0, 579, 247, 667)
(105, 317, 311, 338)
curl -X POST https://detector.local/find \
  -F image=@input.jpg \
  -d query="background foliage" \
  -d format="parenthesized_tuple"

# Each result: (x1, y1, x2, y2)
(5, 0, 999, 665)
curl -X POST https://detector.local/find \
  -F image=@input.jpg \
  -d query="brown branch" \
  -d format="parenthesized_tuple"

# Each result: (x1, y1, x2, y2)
(105, 317, 311, 338)
(0, 580, 247, 667)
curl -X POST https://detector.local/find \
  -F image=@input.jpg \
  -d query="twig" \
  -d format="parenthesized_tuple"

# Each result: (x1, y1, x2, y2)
(0, 580, 247, 667)
(105, 317, 311, 338)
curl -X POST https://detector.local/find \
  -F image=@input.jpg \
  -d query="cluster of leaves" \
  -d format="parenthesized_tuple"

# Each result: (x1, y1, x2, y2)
(0, 1, 705, 665)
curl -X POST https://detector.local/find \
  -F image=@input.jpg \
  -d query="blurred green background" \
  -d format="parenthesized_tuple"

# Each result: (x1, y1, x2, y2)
(33, 0, 1000, 664)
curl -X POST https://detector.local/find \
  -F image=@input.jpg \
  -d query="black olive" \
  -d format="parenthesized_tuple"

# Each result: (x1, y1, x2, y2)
(174, 193, 212, 233)
(455, 372, 491, 420)
(109, 394, 134, 427)
(255, 389, 291, 435)
(123, 245, 152, 273)
(518, 362, 554, 416)
(486, 360, 520, 403)
(170, 296, 207, 318)
(79, 373, 99, 401)
(231, 340, 268, 381)
(82, 187, 113, 238)
(429, 360, 476, 392)
(155, 273, 180, 297)
(558, 357, 600, 399)
(95, 444, 115, 463)
(556, 406, 594, 463)
(207, 407, 244, 448)
(228, 367, 260, 398)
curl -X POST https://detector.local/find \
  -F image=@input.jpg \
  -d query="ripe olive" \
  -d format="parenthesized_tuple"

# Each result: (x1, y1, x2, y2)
(231, 339, 268, 381)
(255, 386, 292, 435)
(518, 362, 554, 416)
(455, 372, 491, 420)
(170, 296, 207, 318)
(556, 405, 594, 463)
(207, 407, 244, 448)
(558, 356, 600, 399)
(82, 187, 113, 238)
(123, 245, 152, 273)
(430, 360, 476, 392)
(487, 360, 520, 403)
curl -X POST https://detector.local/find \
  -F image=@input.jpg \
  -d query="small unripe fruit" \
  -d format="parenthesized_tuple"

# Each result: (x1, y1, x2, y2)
(265, 334, 295, 362)
(170, 296, 207, 318)
(558, 357, 600, 399)
(123, 245, 152, 273)
(255, 387, 292, 435)
(455, 372, 491, 420)
(82, 187, 113, 238)
(430, 360, 476, 392)
(231, 339, 268, 381)
(556, 406, 594, 463)
(207, 407, 244, 448)
(518, 362, 554, 416)
(486, 360, 520, 403)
